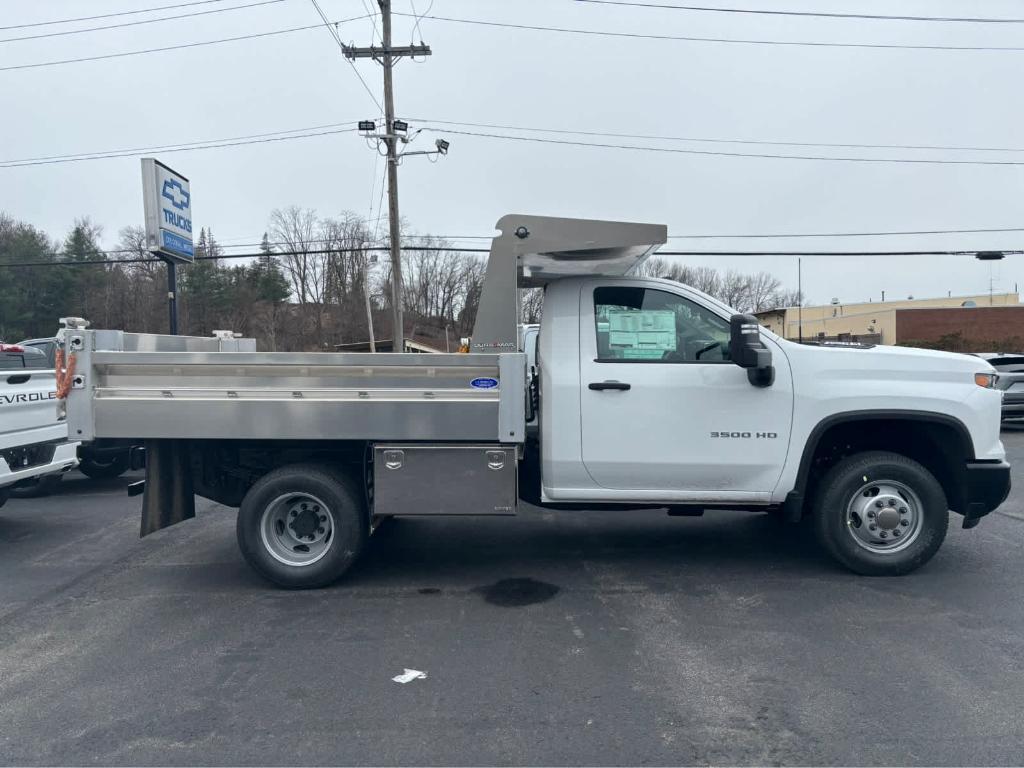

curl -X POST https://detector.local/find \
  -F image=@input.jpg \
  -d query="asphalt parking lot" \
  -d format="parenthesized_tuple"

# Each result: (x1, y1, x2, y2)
(2, 434, 1024, 766)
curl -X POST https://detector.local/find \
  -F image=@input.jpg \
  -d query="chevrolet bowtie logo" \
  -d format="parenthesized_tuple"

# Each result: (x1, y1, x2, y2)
(161, 179, 190, 211)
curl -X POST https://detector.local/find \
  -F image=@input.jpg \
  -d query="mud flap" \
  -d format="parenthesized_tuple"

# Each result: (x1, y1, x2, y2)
(140, 439, 195, 537)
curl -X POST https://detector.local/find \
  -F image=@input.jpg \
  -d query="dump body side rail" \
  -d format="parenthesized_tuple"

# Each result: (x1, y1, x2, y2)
(62, 326, 526, 445)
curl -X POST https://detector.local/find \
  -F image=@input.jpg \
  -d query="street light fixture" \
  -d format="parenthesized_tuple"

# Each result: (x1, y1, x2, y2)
(358, 120, 376, 132)
(435, 138, 450, 155)
(392, 119, 408, 133)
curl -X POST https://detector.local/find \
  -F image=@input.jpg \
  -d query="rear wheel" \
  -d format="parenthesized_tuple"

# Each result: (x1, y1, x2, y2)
(812, 451, 948, 576)
(236, 463, 368, 588)
(79, 453, 129, 480)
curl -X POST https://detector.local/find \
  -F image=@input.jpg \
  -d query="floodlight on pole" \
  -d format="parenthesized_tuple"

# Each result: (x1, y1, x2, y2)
(435, 138, 450, 155)
(392, 119, 408, 133)
(358, 120, 376, 132)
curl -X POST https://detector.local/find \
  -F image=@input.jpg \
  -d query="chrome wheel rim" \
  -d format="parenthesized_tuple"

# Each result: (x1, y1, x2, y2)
(845, 479, 923, 555)
(260, 493, 334, 567)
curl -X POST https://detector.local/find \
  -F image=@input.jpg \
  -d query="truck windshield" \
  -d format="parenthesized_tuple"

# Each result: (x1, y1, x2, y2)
(594, 286, 731, 363)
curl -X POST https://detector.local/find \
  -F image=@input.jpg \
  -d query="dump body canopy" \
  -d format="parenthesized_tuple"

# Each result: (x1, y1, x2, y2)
(470, 214, 668, 353)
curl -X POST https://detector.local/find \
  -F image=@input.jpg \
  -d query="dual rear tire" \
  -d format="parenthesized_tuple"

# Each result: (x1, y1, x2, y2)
(236, 463, 368, 589)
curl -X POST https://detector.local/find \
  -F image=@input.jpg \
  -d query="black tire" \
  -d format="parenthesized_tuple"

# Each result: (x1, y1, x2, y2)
(78, 453, 129, 480)
(7, 473, 63, 499)
(812, 451, 948, 576)
(236, 463, 368, 589)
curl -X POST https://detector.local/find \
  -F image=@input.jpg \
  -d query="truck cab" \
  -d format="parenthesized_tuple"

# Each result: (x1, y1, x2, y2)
(536, 276, 1006, 513)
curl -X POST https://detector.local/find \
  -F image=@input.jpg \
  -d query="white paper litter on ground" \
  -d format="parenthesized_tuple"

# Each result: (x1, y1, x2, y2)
(392, 668, 428, 684)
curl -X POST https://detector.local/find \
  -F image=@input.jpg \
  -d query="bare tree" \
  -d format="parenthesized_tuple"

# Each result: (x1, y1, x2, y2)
(745, 271, 783, 313)
(521, 288, 544, 323)
(770, 288, 805, 310)
(716, 270, 750, 311)
(269, 206, 325, 346)
(636, 258, 797, 313)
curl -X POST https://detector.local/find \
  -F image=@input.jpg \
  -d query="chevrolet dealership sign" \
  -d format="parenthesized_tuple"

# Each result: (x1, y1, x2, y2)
(141, 158, 194, 263)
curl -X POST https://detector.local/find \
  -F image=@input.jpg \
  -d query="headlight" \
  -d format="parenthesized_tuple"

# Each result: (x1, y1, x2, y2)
(975, 372, 997, 388)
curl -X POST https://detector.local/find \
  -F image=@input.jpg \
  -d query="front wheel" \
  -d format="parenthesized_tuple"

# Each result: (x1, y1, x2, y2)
(236, 463, 368, 589)
(812, 451, 948, 576)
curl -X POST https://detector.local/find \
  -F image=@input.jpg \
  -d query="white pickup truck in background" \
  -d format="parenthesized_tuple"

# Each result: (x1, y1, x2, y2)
(0, 343, 79, 506)
(59, 215, 1011, 587)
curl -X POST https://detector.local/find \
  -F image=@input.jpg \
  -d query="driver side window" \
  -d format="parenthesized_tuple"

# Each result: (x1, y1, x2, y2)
(594, 286, 731, 363)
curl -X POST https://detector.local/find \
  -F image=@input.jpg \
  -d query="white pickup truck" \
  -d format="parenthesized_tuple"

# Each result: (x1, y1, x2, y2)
(0, 344, 79, 506)
(59, 215, 1010, 587)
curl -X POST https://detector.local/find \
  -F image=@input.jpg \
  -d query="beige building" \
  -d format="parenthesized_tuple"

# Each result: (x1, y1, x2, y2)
(755, 292, 1020, 344)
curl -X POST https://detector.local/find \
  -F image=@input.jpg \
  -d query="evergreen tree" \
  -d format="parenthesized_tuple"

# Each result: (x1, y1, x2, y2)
(0, 215, 64, 339)
(61, 218, 107, 329)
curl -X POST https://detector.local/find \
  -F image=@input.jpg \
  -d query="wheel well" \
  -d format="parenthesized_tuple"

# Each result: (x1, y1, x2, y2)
(798, 416, 972, 516)
(188, 439, 368, 508)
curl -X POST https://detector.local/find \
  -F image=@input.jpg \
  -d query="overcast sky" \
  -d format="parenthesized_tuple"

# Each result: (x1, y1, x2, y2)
(2, 0, 1023, 305)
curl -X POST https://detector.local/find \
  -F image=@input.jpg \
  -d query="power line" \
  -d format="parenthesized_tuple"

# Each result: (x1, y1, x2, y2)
(12, 114, 1024, 168)
(409, 0, 435, 42)
(425, 127, 1024, 166)
(0, 126, 360, 168)
(309, 0, 385, 113)
(4, 246, 1021, 269)
(667, 226, 1024, 239)
(573, 0, 1024, 24)
(413, 117, 1024, 154)
(366, 149, 382, 233)
(136, 226, 1024, 248)
(0, 0, 232, 31)
(659, 249, 1024, 256)
(0, 0, 286, 44)
(360, 0, 381, 43)
(370, 164, 389, 245)
(214, 227, 1024, 244)
(0, 120, 357, 165)
(0, 246, 489, 269)
(396, 12, 1024, 51)
(0, 13, 372, 72)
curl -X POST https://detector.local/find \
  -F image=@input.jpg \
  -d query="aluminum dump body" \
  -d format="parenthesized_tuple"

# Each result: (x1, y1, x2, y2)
(62, 328, 526, 444)
(62, 215, 665, 447)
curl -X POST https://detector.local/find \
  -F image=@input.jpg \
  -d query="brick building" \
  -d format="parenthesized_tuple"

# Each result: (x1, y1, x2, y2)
(755, 292, 1024, 349)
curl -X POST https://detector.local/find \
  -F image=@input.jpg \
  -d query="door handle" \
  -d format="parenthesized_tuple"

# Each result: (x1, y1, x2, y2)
(589, 381, 631, 391)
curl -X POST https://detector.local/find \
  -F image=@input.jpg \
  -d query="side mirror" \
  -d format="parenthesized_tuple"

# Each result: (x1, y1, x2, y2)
(730, 314, 774, 387)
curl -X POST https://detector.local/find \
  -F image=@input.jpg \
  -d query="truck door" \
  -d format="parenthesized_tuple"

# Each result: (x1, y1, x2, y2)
(579, 282, 793, 495)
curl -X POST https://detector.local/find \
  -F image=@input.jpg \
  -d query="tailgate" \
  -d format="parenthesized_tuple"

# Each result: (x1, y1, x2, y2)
(0, 370, 63, 447)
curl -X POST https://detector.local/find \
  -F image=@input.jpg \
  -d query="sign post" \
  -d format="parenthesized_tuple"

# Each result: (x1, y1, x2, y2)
(141, 158, 193, 334)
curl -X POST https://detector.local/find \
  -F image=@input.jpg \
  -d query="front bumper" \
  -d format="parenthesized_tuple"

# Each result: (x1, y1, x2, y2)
(960, 460, 1011, 529)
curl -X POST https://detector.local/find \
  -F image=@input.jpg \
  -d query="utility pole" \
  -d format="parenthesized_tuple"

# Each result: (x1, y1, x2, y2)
(364, 254, 376, 352)
(344, 2, 437, 352)
(167, 262, 178, 335)
(381, 3, 404, 352)
(797, 257, 803, 344)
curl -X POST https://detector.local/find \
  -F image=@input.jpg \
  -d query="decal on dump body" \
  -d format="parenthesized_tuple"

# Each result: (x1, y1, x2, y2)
(470, 377, 499, 389)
